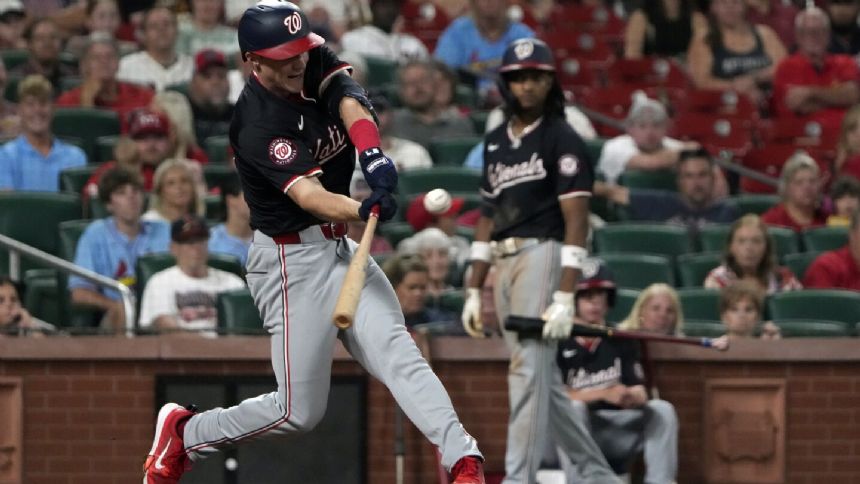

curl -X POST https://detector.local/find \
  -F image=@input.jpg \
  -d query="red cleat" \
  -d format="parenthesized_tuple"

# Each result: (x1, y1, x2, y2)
(143, 403, 196, 484)
(451, 455, 485, 484)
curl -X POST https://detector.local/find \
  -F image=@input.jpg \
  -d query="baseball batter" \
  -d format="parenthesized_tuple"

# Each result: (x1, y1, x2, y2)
(143, 2, 484, 483)
(462, 38, 623, 484)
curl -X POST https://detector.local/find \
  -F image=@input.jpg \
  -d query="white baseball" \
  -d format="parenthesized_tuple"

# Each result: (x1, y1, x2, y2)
(423, 188, 452, 214)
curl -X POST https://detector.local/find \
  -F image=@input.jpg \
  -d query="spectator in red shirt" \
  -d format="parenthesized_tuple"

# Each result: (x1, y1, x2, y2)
(835, 104, 860, 180)
(56, 33, 155, 122)
(761, 151, 828, 231)
(772, 7, 860, 133)
(803, 208, 860, 290)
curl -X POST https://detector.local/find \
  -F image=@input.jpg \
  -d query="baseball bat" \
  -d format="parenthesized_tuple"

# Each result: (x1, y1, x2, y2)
(505, 316, 728, 350)
(332, 207, 379, 329)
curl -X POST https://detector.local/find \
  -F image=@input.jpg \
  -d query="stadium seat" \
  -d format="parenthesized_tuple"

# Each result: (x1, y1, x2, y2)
(58, 219, 102, 328)
(584, 138, 604, 167)
(677, 288, 721, 321)
(22, 268, 60, 327)
(677, 252, 722, 287)
(606, 57, 688, 90)
(364, 56, 398, 88)
(773, 319, 851, 338)
(683, 319, 725, 338)
(59, 164, 102, 199)
(783, 252, 819, 281)
(0, 49, 28, 70)
(379, 222, 414, 248)
(95, 135, 119, 163)
(544, 31, 614, 71)
(203, 135, 231, 164)
(456, 226, 475, 243)
(51, 108, 121, 160)
(216, 288, 265, 335)
(802, 226, 848, 252)
(599, 253, 675, 289)
(399, 1, 451, 53)
(595, 224, 692, 259)
(579, 85, 650, 136)
(438, 290, 465, 314)
(768, 227, 801, 260)
(3, 76, 19, 103)
(557, 59, 601, 95)
(0, 192, 81, 274)
(729, 194, 780, 215)
(698, 224, 730, 252)
(606, 288, 640, 326)
(398, 167, 482, 195)
(429, 137, 482, 166)
(202, 164, 238, 191)
(618, 169, 676, 191)
(675, 89, 756, 119)
(469, 111, 490, 133)
(670, 113, 752, 158)
(698, 224, 799, 260)
(759, 118, 839, 149)
(204, 194, 223, 222)
(454, 84, 479, 109)
(768, 290, 860, 325)
(136, 253, 244, 302)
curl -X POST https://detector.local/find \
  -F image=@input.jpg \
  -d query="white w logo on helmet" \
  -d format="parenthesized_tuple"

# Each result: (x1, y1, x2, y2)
(283, 11, 302, 34)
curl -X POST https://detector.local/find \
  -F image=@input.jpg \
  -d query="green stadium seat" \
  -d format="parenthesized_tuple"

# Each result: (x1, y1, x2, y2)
(59, 164, 102, 197)
(438, 290, 465, 313)
(455, 84, 478, 108)
(22, 269, 60, 326)
(619, 169, 676, 191)
(606, 288, 640, 325)
(398, 167, 482, 195)
(698, 224, 730, 252)
(3, 76, 19, 103)
(731, 194, 779, 216)
(217, 288, 265, 335)
(379, 222, 414, 248)
(600, 253, 675, 290)
(204, 194, 223, 222)
(768, 290, 860, 325)
(768, 227, 800, 259)
(95, 135, 119, 163)
(802, 226, 848, 252)
(203, 135, 231, 163)
(1, 50, 28, 70)
(455, 226, 475, 243)
(677, 288, 721, 321)
(773, 319, 851, 338)
(202, 164, 238, 190)
(51, 108, 121, 160)
(783, 252, 819, 281)
(60, 77, 82, 92)
(699, 224, 799, 260)
(428, 137, 482, 166)
(677, 252, 721, 287)
(364, 56, 397, 87)
(58, 219, 102, 328)
(683, 319, 725, 338)
(469, 111, 490, 133)
(0, 193, 81, 274)
(595, 224, 692, 259)
(584, 138, 604, 168)
(136, 253, 244, 300)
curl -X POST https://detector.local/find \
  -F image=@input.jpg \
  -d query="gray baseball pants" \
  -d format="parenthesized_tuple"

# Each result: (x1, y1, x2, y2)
(182, 228, 482, 469)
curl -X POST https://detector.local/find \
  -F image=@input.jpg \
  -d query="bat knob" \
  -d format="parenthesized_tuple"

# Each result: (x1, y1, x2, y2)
(371, 205, 380, 217)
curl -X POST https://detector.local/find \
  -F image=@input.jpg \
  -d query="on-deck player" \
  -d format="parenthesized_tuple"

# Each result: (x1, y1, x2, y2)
(143, 2, 484, 483)
(461, 38, 624, 484)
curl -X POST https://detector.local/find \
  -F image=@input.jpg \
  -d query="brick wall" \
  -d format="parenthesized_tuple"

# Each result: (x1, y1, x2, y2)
(2, 338, 860, 484)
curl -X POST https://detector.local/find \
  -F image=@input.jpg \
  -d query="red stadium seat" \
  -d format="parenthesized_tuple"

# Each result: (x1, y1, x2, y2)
(543, 31, 615, 71)
(556, 57, 602, 94)
(550, 3, 625, 41)
(758, 118, 839, 150)
(579, 85, 660, 137)
(670, 113, 753, 158)
(606, 57, 689, 90)
(741, 145, 832, 193)
(400, 2, 451, 52)
(675, 89, 758, 120)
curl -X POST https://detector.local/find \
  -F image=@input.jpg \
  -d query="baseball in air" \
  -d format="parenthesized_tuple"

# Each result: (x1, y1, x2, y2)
(424, 188, 453, 214)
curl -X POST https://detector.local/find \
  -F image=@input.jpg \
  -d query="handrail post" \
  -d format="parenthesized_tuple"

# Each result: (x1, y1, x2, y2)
(9, 250, 19, 281)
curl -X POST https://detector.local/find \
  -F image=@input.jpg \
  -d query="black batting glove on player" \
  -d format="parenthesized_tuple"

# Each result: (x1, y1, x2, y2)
(358, 147, 398, 193)
(359, 189, 398, 222)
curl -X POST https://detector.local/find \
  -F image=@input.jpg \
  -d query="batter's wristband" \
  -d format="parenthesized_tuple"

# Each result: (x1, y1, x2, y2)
(349, 118, 381, 153)
(470, 241, 492, 262)
(561, 245, 588, 269)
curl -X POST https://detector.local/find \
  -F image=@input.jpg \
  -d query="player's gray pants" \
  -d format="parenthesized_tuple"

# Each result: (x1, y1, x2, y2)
(182, 228, 481, 469)
(558, 400, 678, 484)
(494, 240, 622, 484)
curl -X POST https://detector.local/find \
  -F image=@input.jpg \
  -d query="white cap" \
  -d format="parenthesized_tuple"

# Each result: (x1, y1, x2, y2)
(0, 0, 24, 16)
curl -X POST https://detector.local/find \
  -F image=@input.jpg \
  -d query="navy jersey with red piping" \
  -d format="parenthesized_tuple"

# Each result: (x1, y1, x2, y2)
(557, 336, 645, 410)
(230, 47, 355, 236)
(479, 115, 593, 241)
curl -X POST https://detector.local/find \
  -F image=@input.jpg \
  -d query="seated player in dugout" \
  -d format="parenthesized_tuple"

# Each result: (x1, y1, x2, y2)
(143, 2, 485, 484)
(556, 259, 679, 484)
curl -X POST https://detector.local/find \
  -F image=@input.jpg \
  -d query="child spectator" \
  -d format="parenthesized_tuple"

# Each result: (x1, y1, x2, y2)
(719, 281, 781, 340)
(143, 159, 205, 223)
(0, 276, 56, 336)
(804, 208, 860, 290)
(761, 152, 828, 231)
(827, 176, 860, 226)
(618, 283, 684, 335)
(382, 254, 463, 334)
(208, 174, 252, 266)
(0, 75, 87, 192)
(705, 214, 802, 293)
(139, 215, 245, 334)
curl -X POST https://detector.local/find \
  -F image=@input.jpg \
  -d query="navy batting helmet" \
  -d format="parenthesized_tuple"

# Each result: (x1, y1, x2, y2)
(499, 38, 556, 74)
(575, 259, 617, 307)
(238, 1, 324, 61)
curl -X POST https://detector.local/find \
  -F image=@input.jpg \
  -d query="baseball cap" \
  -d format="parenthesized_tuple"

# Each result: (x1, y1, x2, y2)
(0, 0, 24, 19)
(406, 193, 464, 232)
(128, 109, 169, 139)
(195, 48, 227, 74)
(171, 215, 210, 243)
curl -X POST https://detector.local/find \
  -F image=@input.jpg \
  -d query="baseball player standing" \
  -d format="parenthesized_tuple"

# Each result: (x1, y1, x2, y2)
(462, 38, 624, 484)
(143, 2, 484, 483)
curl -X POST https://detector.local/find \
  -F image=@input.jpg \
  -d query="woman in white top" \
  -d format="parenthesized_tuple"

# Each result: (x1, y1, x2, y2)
(143, 159, 205, 223)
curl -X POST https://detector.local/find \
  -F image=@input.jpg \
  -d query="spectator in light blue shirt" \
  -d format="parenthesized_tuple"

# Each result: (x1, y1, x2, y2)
(434, 0, 534, 103)
(69, 167, 170, 331)
(0, 74, 86, 191)
(208, 174, 251, 266)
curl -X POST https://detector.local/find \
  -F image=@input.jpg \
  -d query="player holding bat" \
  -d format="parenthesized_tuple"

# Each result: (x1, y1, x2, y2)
(143, 3, 484, 483)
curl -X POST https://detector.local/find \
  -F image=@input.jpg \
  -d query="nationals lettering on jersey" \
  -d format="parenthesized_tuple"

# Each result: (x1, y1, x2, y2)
(480, 116, 593, 241)
(230, 47, 355, 237)
(557, 337, 645, 411)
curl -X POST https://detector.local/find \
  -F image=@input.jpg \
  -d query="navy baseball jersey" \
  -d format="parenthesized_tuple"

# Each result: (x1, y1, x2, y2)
(479, 116, 593, 241)
(557, 337, 645, 410)
(230, 47, 355, 236)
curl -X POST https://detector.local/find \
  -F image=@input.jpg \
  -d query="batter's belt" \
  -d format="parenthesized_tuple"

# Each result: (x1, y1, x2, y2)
(492, 237, 545, 258)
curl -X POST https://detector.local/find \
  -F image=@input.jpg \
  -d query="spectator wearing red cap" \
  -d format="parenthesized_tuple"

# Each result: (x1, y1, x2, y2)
(188, 49, 233, 143)
(57, 33, 155, 121)
(83, 108, 174, 197)
(117, 7, 193, 92)
(406, 189, 470, 265)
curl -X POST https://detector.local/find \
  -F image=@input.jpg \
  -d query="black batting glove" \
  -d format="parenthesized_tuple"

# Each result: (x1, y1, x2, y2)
(359, 189, 398, 222)
(358, 147, 398, 193)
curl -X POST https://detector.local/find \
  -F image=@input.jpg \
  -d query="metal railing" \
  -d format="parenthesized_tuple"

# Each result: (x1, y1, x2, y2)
(0, 233, 136, 337)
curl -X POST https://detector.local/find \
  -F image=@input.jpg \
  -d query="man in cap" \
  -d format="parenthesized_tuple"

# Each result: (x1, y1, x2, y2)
(188, 48, 234, 142)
